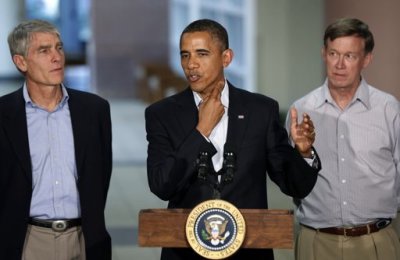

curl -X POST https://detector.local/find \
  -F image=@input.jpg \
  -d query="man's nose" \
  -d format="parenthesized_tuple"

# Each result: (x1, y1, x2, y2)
(187, 56, 199, 69)
(335, 55, 345, 69)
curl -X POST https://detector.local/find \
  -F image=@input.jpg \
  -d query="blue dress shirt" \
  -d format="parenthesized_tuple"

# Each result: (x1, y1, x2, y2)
(23, 84, 80, 219)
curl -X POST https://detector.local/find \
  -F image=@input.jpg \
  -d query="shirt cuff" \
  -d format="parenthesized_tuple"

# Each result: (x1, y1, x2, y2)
(304, 148, 319, 168)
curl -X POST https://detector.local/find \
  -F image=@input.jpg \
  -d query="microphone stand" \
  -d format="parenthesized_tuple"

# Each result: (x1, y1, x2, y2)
(196, 150, 236, 200)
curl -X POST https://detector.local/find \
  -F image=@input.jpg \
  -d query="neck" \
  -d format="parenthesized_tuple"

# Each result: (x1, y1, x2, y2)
(28, 85, 63, 112)
(329, 86, 358, 110)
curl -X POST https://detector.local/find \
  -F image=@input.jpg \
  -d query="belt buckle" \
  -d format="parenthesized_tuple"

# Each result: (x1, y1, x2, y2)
(52, 220, 67, 232)
(343, 227, 355, 237)
(375, 219, 391, 229)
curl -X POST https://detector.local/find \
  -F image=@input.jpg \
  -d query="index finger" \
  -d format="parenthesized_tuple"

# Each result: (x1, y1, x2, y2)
(210, 81, 224, 99)
(290, 107, 298, 127)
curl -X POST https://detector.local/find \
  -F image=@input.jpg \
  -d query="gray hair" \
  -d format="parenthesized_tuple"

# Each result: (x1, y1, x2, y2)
(8, 19, 61, 57)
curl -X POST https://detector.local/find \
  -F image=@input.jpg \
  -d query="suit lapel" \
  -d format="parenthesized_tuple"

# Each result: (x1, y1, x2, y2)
(2, 88, 32, 182)
(67, 89, 86, 177)
(226, 83, 249, 152)
(174, 88, 199, 136)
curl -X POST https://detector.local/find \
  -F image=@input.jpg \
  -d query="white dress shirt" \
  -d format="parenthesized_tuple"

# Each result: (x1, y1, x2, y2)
(193, 81, 229, 172)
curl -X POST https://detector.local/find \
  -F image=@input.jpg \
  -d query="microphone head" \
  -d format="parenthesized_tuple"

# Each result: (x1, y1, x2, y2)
(197, 151, 210, 180)
(222, 148, 236, 184)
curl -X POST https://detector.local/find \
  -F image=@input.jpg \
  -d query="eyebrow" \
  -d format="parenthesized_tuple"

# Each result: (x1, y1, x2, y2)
(328, 49, 360, 54)
(180, 48, 211, 54)
(37, 41, 63, 49)
(195, 48, 210, 53)
(36, 44, 51, 50)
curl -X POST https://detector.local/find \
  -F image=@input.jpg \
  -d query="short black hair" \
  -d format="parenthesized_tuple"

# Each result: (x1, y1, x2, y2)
(324, 18, 374, 53)
(180, 19, 229, 51)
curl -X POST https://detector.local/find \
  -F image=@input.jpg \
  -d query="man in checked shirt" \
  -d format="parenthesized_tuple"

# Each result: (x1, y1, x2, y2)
(286, 17, 400, 260)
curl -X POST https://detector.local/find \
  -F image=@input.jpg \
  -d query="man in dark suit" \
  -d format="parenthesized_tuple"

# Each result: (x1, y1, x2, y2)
(145, 19, 320, 259)
(0, 20, 112, 259)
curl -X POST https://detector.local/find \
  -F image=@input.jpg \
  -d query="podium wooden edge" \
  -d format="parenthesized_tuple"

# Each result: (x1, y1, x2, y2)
(138, 208, 294, 249)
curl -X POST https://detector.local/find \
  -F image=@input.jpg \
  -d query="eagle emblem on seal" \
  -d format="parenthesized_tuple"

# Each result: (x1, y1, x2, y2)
(202, 215, 231, 246)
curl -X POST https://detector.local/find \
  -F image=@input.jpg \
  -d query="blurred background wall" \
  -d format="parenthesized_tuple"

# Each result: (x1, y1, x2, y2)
(0, 0, 23, 78)
(326, 0, 400, 103)
(1, 0, 399, 106)
(1, 1, 399, 259)
(91, 0, 169, 98)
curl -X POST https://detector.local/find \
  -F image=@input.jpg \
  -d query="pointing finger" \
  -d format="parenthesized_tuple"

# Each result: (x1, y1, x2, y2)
(290, 107, 298, 128)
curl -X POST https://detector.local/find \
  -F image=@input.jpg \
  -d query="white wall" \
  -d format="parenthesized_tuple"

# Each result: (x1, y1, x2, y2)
(257, 0, 325, 111)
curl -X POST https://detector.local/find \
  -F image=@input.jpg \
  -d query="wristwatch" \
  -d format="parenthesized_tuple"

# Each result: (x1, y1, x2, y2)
(310, 147, 319, 169)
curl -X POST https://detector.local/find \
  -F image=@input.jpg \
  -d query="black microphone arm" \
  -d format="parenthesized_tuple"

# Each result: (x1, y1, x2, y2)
(222, 146, 236, 184)
(197, 151, 209, 181)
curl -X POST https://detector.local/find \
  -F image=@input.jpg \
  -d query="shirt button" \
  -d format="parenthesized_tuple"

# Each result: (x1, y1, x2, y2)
(341, 158, 345, 162)
(343, 201, 347, 205)
(342, 179, 346, 183)
(340, 134, 344, 139)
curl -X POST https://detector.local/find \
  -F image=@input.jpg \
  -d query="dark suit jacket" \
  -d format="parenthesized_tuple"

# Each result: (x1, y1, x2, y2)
(145, 82, 320, 260)
(0, 87, 112, 260)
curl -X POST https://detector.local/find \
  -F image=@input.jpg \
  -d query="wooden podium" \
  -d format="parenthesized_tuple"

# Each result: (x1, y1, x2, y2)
(138, 208, 294, 249)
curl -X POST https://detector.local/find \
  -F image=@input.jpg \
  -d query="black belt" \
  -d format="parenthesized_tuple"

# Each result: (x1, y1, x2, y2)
(302, 219, 392, 237)
(28, 218, 81, 232)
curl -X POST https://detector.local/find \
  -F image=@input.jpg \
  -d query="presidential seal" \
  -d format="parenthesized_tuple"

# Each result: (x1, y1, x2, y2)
(186, 200, 246, 259)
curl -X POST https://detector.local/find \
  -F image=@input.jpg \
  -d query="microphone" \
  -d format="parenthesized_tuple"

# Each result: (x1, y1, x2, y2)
(197, 151, 210, 181)
(222, 145, 236, 184)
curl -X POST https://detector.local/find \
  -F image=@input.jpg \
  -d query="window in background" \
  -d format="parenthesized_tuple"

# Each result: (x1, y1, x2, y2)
(26, 0, 91, 91)
(26, 0, 59, 20)
(169, 0, 256, 91)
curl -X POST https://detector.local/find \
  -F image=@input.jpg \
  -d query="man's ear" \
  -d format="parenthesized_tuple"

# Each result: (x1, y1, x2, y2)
(321, 47, 327, 62)
(362, 52, 373, 69)
(12, 55, 27, 73)
(222, 48, 234, 68)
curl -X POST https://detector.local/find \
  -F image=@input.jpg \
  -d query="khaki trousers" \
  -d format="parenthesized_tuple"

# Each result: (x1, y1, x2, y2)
(22, 224, 86, 260)
(392, 214, 400, 239)
(296, 224, 400, 260)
